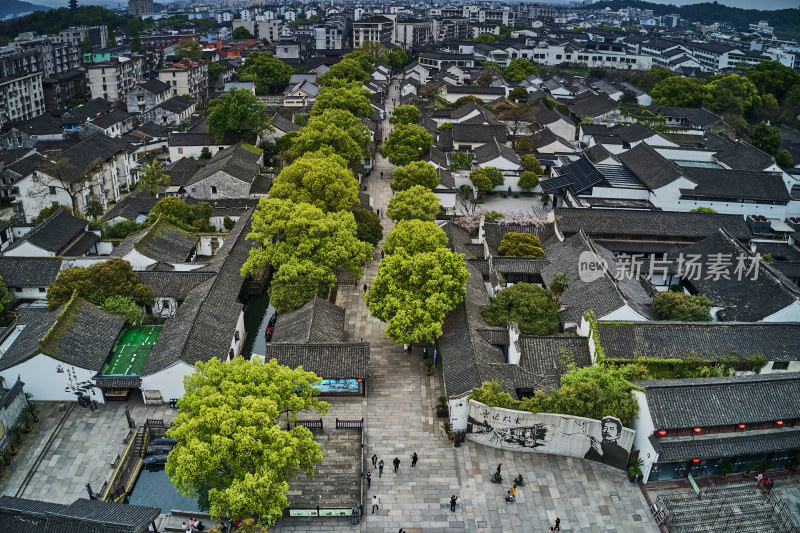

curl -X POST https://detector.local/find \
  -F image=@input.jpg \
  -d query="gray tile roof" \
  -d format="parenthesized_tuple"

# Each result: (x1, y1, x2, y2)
(137, 271, 215, 300)
(0, 298, 125, 372)
(188, 144, 262, 185)
(708, 137, 774, 171)
(618, 143, 683, 190)
(451, 123, 507, 144)
(473, 138, 521, 166)
(680, 230, 799, 322)
(568, 94, 617, 118)
(259, 342, 369, 380)
(659, 106, 722, 129)
(554, 208, 752, 242)
(5, 152, 46, 180)
(0, 257, 62, 288)
(62, 231, 100, 257)
(91, 110, 132, 129)
(642, 373, 800, 429)
(598, 321, 800, 362)
(0, 495, 160, 533)
(271, 295, 345, 344)
(541, 155, 607, 195)
(61, 134, 129, 182)
(5, 209, 87, 254)
(140, 79, 170, 94)
(681, 168, 790, 203)
(133, 218, 198, 263)
(650, 428, 800, 462)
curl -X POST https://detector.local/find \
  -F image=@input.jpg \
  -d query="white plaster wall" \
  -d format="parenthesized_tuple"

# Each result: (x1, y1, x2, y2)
(762, 301, 800, 322)
(448, 394, 470, 431)
(4, 241, 52, 257)
(0, 354, 104, 403)
(547, 121, 576, 142)
(152, 297, 177, 318)
(763, 360, 800, 373)
(590, 186, 650, 200)
(96, 241, 115, 255)
(120, 249, 158, 271)
(599, 305, 650, 322)
(12, 287, 48, 300)
(228, 311, 246, 359)
(141, 360, 195, 404)
(631, 390, 658, 483)
(0, 391, 26, 447)
(197, 235, 224, 256)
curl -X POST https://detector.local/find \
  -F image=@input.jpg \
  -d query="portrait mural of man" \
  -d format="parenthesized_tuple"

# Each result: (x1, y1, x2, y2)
(584, 416, 629, 469)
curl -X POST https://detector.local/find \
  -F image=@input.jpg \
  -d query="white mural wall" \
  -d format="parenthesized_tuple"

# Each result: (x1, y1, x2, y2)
(467, 400, 635, 470)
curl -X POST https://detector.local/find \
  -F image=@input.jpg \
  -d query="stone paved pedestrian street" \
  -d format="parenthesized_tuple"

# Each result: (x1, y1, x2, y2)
(271, 76, 659, 533)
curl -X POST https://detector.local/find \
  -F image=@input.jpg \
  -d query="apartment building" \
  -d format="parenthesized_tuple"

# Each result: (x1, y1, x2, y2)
(85, 54, 145, 101)
(394, 19, 434, 49)
(432, 18, 470, 42)
(42, 69, 86, 112)
(313, 19, 346, 50)
(353, 16, 395, 47)
(0, 49, 45, 128)
(128, 0, 154, 16)
(58, 26, 108, 50)
(157, 58, 208, 103)
(7, 36, 81, 78)
(235, 20, 280, 42)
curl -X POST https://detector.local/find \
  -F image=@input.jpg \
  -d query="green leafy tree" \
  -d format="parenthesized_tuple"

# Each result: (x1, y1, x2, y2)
(519, 364, 639, 423)
(389, 105, 420, 126)
(138, 160, 170, 193)
(166, 357, 330, 525)
(469, 167, 503, 193)
(379, 124, 433, 166)
(620, 90, 638, 104)
(101, 295, 143, 325)
(36, 203, 73, 223)
(174, 38, 203, 58)
(482, 283, 559, 335)
(384, 220, 447, 255)
(355, 40, 389, 63)
(474, 33, 499, 44)
(81, 38, 92, 54)
(498, 232, 544, 257)
(84, 200, 104, 221)
(504, 58, 538, 81)
(366, 248, 469, 344)
(0, 276, 15, 319)
(387, 46, 409, 69)
(131, 33, 142, 52)
(702, 73, 761, 118)
(746, 61, 800, 103)
(35, 154, 102, 214)
(107, 26, 116, 46)
(239, 52, 291, 94)
(103, 220, 144, 239)
(691, 207, 717, 213)
(223, 215, 235, 231)
(518, 171, 540, 190)
(549, 272, 569, 301)
(47, 258, 154, 310)
(652, 291, 712, 322)
(343, 50, 374, 72)
(232, 25, 254, 39)
(311, 83, 373, 118)
(242, 199, 373, 310)
(438, 122, 453, 131)
(651, 76, 706, 108)
(200, 147, 212, 160)
(637, 66, 677, 93)
(386, 185, 440, 222)
(269, 152, 359, 212)
(390, 161, 438, 191)
(291, 109, 370, 163)
(508, 87, 528, 101)
(319, 58, 369, 86)
(208, 61, 226, 85)
(206, 88, 274, 142)
(352, 208, 383, 246)
(750, 122, 781, 155)
(470, 380, 520, 410)
(149, 197, 191, 224)
(777, 149, 794, 167)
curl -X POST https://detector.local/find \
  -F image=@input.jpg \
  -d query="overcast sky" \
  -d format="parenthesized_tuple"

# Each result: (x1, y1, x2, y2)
(642, 0, 797, 10)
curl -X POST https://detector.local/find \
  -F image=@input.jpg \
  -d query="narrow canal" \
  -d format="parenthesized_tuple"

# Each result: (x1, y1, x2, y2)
(241, 284, 275, 360)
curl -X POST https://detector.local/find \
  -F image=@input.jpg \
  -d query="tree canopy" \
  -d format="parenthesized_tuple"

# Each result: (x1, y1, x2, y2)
(269, 151, 360, 213)
(469, 167, 504, 193)
(319, 57, 370, 86)
(36, 203, 73, 223)
(231, 25, 254, 39)
(384, 220, 448, 255)
(242, 199, 373, 311)
(518, 171, 540, 190)
(750, 122, 781, 155)
(746, 61, 800, 103)
(652, 291, 712, 322)
(138, 160, 170, 193)
(238, 52, 292, 95)
(390, 161, 439, 191)
(521, 154, 543, 174)
(352, 208, 383, 246)
(388, 46, 409, 69)
(149, 197, 213, 231)
(650, 76, 706, 108)
(355, 40, 389, 63)
(0, 276, 14, 319)
(386, 185, 440, 222)
(206, 87, 274, 142)
(504, 58, 538, 81)
(481, 283, 559, 335)
(366, 248, 469, 344)
(389, 105, 420, 125)
(291, 108, 370, 163)
(311, 83, 373, 118)
(702, 73, 761, 118)
(379, 124, 433, 166)
(637, 66, 677, 93)
(166, 357, 330, 525)
(498, 232, 544, 257)
(47, 258, 154, 311)
(173, 39, 203, 59)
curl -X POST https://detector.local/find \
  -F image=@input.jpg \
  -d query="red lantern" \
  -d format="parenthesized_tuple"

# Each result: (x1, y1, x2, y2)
(776, 420, 784, 426)
(657, 429, 667, 437)
(691, 458, 700, 463)
(738, 423, 746, 430)
(693, 427, 702, 434)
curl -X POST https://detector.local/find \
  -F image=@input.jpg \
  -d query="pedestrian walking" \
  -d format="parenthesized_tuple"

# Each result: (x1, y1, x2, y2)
(363, 283, 368, 292)
(379, 459, 384, 477)
(505, 491, 515, 503)
(181, 523, 188, 532)
(554, 517, 561, 531)
(372, 454, 378, 469)
(511, 485, 517, 497)
(381, 250, 385, 259)
(393, 457, 401, 473)
(450, 495, 458, 512)
(366, 472, 372, 488)
(756, 473, 763, 487)
(766, 480, 774, 493)
(372, 495, 380, 514)
(411, 452, 418, 467)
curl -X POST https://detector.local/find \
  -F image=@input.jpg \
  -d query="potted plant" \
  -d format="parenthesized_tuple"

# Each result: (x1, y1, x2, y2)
(436, 396, 449, 418)
(628, 457, 644, 483)
(424, 359, 434, 376)
(758, 457, 773, 473)
(9, 424, 22, 445)
(441, 421, 454, 440)
(719, 459, 734, 478)
(24, 403, 39, 423)
(20, 412, 32, 432)
(744, 461, 758, 477)
(0, 446, 10, 465)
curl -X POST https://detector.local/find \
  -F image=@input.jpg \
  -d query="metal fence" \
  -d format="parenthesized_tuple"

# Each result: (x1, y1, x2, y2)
(336, 418, 363, 429)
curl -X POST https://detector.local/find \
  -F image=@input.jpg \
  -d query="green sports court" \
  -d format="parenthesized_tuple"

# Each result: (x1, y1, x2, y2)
(100, 325, 162, 376)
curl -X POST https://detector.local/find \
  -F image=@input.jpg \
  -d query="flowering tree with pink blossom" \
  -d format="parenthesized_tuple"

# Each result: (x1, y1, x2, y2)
(496, 211, 547, 227)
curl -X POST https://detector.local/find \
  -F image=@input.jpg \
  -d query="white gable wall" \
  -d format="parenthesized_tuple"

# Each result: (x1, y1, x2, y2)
(141, 360, 195, 404)
(631, 390, 658, 483)
(0, 353, 103, 403)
